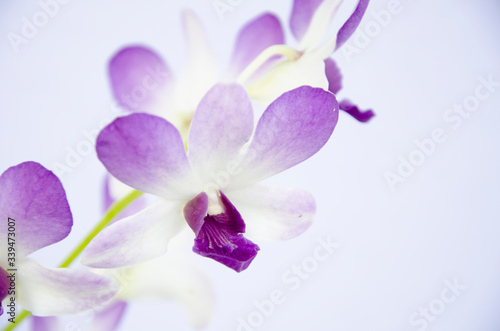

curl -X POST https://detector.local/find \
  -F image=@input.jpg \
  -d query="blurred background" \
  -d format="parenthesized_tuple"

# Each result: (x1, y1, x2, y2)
(1, 0, 499, 330)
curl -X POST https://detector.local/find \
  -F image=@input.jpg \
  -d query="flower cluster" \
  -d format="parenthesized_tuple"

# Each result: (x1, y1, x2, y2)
(1, 0, 373, 330)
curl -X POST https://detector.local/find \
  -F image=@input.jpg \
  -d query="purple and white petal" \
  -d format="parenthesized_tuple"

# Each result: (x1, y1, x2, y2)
(232, 86, 338, 187)
(324, 57, 343, 94)
(109, 46, 172, 112)
(188, 84, 253, 187)
(339, 99, 375, 122)
(335, 0, 370, 50)
(0, 162, 72, 258)
(297, 0, 342, 52)
(17, 258, 119, 316)
(96, 113, 197, 199)
(226, 185, 315, 241)
(289, 0, 324, 42)
(89, 301, 127, 331)
(114, 254, 214, 328)
(31, 316, 59, 331)
(228, 13, 285, 78)
(81, 201, 185, 269)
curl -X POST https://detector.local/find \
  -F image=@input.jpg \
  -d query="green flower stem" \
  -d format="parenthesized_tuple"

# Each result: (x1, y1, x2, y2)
(59, 189, 143, 268)
(2, 310, 30, 331)
(2, 189, 143, 331)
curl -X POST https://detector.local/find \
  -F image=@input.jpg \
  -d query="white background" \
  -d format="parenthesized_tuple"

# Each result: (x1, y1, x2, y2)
(1, 0, 500, 330)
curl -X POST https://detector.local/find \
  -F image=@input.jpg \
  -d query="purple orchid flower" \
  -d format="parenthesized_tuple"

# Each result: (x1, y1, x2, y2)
(244, 0, 374, 121)
(81, 84, 338, 272)
(0, 162, 119, 316)
(107, 1, 372, 141)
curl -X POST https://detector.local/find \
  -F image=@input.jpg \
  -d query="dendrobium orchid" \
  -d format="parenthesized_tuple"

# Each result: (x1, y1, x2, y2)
(81, 84, 338, 272)
(108, 0, 372, 142)
(0, 162, 119, 316)
(242, 0, 374, 121)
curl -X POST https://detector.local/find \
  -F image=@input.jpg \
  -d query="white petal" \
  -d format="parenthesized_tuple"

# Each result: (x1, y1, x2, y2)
(81, 201, 185, 269)
(174, 10, 219, 115)
(298, 0, 343, 52)
(16, 258, 119, 316)
(245, 53, 328, 105)
(226, 185, 316, 241)
(98, 253, 214, 328)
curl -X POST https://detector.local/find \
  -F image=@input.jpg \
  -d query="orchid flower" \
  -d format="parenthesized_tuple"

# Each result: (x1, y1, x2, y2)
(0, 162, 119, 316)
(241, 0, 374, 122)
(81, 84, 338, 272)
(108, 1, 372, 143)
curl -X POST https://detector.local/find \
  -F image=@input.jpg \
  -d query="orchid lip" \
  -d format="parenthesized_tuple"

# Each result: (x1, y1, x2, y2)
(191, 191, 260, 273)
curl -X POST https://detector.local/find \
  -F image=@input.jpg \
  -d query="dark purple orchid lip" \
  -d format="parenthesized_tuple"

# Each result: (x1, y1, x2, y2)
(192, 191, 260, 273)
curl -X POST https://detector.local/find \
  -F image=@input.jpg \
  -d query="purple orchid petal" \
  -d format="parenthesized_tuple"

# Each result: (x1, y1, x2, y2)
(32, 316, 58, 331)
(17, 258, 120, 316)
(193, 192, 259, 273)
(335, 0, 370, 50)
(184, 192, 209, 235)
(339, 99, 375, 122)
(226, 185, 315, 241)
(289, 0, 324, 42)
(228, 13, 285, 78)
(325, 57, 343, 94)
(188, 84, 253, 186)
(109, 46, 172, 112)
(90, 301, 127, 331)
(96, 113, 196, 199)
(232, 86, 338, 187)
(0, 162, 72, 258)
(81, 201, 185, 268)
